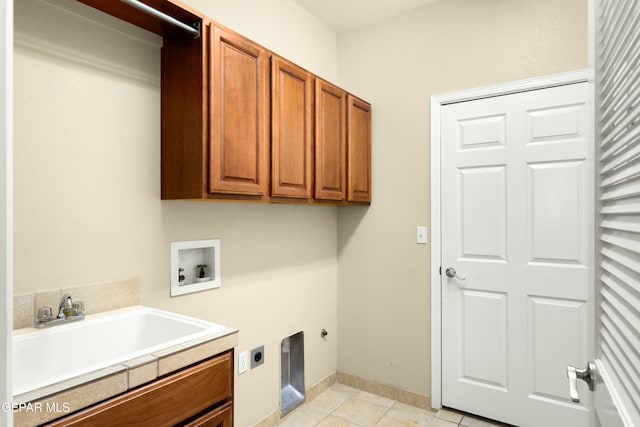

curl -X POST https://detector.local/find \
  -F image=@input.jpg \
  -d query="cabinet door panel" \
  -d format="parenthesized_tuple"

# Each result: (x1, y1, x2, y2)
(347, 95, 371, 202)
(45, 352, 233, 427)
(272, 57, 313, 198)
(179, 401, 232, 427)
(315, 79, 346, 201)
(211, 26, 269, 196)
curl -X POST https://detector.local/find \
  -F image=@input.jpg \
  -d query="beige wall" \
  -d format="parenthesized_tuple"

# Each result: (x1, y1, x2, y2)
(336, 0, 587, 397)
(13, 0, 588, 424)
(13, 0, 337, 426)
(184, 0, 337, 83)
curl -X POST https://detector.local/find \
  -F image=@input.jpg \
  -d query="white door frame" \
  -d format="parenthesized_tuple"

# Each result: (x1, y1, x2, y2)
(429, 69, 593, 409)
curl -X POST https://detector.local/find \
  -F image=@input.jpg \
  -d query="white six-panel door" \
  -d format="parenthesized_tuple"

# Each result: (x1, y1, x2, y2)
(441, 82, 594, 427)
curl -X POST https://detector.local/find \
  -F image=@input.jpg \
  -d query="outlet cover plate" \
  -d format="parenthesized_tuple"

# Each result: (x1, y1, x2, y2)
(251, 345, 264, 369)
(239, 351, 248, 374)
(416, 226, 428, 244)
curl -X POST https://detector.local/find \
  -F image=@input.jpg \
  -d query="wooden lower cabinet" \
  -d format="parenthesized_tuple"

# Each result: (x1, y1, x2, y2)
(179, 402, 232, 427)
(43, 351, 233, 427)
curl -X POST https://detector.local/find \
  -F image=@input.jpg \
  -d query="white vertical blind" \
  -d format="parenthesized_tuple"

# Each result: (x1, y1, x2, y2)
(598, 0, 640, 423)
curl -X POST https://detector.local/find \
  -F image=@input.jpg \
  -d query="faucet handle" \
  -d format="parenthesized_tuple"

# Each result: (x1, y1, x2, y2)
(37, 307, 54, 322)
(72, 300, 85, 315)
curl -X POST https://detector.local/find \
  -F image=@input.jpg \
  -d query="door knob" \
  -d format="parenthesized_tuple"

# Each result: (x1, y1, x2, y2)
(567, 361, 597, 403)
(445, 267, 465, 280)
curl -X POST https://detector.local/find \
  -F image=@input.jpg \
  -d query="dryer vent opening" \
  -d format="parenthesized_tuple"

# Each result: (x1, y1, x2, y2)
(280, 331, 305, 417)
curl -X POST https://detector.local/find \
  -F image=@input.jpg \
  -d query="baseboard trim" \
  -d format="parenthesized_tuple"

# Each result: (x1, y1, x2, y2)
(251, 370, 432, 426)
(252, 409, 279, 427)
(252, 372, 337, 427)
(336, 371, 432, 411)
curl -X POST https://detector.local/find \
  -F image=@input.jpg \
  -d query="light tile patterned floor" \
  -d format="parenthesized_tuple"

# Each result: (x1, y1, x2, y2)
(277, 384, 506, 427)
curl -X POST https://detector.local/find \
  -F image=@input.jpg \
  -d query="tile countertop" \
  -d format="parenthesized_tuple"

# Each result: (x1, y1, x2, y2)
(12, 307, 238, 427)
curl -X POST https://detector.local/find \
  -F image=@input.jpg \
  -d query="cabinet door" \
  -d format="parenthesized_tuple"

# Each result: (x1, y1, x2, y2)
(271, 56, 314, 199)
(315, 79, 347, 201)
(44, 352, 233, 427)
(179, 401, 232, 427)
(347, 95, 371, 203)
(210, 25, 270, 196)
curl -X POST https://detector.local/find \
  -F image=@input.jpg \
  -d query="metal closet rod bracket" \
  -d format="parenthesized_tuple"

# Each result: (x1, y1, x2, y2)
(120, 0, 201, 38)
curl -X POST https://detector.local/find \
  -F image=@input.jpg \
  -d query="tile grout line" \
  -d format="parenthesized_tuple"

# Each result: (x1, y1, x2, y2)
(281, 385, 438, 427)
(326, 394, 394, 427)
(373, 403, 394, 427)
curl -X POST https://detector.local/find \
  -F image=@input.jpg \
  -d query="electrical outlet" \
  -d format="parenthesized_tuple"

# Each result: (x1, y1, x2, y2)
(251, 345, 265, 369)
(416, 226, 428, 244)
(238, 351, 249, 374)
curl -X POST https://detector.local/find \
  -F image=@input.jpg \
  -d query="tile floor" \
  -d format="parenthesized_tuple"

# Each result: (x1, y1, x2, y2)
(277, 383, 507, 427)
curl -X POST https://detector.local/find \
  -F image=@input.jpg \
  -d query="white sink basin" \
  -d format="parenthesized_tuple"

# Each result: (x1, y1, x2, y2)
(13, 306, 228, 397)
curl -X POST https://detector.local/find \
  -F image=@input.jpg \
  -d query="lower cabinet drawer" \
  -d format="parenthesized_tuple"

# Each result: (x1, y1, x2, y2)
(178, 401, 233, 427)
(44, 351, 233, 427)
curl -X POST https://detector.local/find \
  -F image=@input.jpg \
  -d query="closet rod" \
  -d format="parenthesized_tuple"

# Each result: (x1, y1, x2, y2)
(120, 0, 200, 38)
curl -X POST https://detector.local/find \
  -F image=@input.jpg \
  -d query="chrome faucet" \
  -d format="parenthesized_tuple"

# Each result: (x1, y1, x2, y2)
(36, 293, 85, 329)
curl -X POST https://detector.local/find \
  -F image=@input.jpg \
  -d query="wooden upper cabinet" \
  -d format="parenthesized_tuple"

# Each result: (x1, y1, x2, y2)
(315, 79, 347, 201)
(347, 95, 372, 203)
(271, 56, 314, 199)
(155, 6, 370, 205)
(210, 25, 270, 196)
(161, 21, 209, 200)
